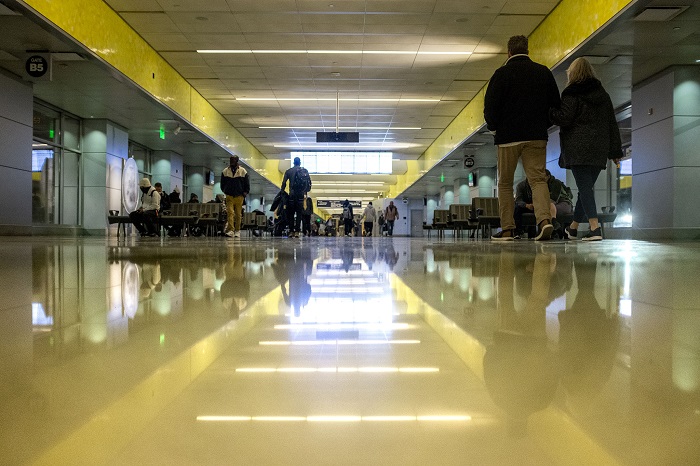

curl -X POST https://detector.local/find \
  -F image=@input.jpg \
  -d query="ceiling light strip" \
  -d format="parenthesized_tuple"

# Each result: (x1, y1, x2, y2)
(197, 49, 471, 55)
(236, 98, 438, 102)
(259, 126, 421, 130)
(235, 367, 439, 373)
(196, 415, 472, 422)
(258, 340, 420, 346)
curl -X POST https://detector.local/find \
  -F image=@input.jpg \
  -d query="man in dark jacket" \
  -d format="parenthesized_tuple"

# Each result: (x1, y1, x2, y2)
(220, 155, 250, 238)
(484, 35, 561, 241)
(515, 170, 573, 237)
(281, 157, 311, 238)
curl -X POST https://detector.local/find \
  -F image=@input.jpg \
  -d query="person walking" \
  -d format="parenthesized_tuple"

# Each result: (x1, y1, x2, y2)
(549, 57, 622, 241)
(341, 199, 354, 236)
(484, 35, 561, 241)
(384, 201, 398, 236)
(302, 195, 313, 236)
(221, 155, 250, 238)
(281, 156, 312, 238)
(362, 201, 377, 236)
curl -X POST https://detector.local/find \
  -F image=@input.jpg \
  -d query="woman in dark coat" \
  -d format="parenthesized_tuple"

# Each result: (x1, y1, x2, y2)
(550, 58, 622, 241)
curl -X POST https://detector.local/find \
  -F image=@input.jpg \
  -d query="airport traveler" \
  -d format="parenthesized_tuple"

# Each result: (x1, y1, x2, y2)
(514, 170, 573, 238)
(549, 57, 622, 241)
(302, 195, 313, 237)
(341, 199, 354, 236)
(168, 186, 181, 204)
(384, 201, 398, 236)
(154, 182, 171, 213)
(129, 177, 160, 237)
(221, 155, 250, 238)
(281, 156, 312, 238)
(484, 35, 561, 241)
(362, 201, 377, 236)
(188, 193, 199, 203)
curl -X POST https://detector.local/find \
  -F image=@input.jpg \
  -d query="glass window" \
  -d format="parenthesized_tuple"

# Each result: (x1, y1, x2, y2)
(33, 104, 60, 144)
(32, 144, 58, 224)
(63, 116, 81, 151)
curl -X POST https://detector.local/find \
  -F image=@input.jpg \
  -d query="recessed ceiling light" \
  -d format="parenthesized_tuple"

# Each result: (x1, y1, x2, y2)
(196, 16, 208, 21)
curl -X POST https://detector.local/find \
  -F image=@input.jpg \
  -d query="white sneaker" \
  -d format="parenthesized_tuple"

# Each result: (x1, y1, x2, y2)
(225, 230, 235, 237)
(234, 231, 241, 238)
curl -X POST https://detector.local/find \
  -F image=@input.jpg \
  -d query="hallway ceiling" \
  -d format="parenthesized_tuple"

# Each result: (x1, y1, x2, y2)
(0, 0, 698, 201)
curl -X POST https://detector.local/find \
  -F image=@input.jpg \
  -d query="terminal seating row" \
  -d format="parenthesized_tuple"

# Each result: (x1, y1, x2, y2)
(108, 203, 223, 238)
(427, 197, 501, 238)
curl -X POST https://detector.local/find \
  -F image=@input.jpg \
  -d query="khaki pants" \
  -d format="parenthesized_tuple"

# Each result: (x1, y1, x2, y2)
(497, 141, 550, 231)
(226, 195, 244, 232)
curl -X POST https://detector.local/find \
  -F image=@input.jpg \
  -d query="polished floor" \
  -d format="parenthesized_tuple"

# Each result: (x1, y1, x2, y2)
(1, 235, 699, 465)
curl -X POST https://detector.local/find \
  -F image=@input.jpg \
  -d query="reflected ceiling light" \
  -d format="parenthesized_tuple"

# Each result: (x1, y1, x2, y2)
(197, 414, 472, 422)
(235, 367, 439, 373)
(274, 323, 410, 329)
(259, 340, 420, 345)
(259, 126, 421, 130)
(237, 97, 438, 102)
(198, 49, 471, 56)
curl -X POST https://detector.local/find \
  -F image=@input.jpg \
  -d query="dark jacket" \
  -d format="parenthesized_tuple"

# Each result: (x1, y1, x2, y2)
(549, 78, 622, 169)
(515, 176, 573, 208)
(484, 55, 561, 145)
(169, 191, 181, 204)
(281, 165, 308, 199)
(221, 164, 250, 197)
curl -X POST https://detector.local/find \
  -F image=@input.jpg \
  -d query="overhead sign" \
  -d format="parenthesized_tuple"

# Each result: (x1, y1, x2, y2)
(317, 199, 362, 209)
(464, 157, 475, 168)
(25, 54, 51, 81)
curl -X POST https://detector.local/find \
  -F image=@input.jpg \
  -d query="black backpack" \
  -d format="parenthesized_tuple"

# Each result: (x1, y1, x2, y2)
(292, 167, 311, 194)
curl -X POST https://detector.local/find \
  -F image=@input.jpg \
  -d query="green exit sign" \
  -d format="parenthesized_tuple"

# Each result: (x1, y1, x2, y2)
(159, 128, 165, 140)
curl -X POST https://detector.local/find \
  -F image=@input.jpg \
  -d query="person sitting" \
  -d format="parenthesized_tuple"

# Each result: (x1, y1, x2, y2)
(188, 193, 199, 203)
(514, 170, 573, 238)
(154, 182, 171, 213)
(129, 178, 160, 237)
(169, 186, 181, 204)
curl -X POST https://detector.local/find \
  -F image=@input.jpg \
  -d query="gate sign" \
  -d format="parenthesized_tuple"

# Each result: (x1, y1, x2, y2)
(317, 199, 362, 209)
(464, 157, 475, 168)
(25, 54, 51, 81)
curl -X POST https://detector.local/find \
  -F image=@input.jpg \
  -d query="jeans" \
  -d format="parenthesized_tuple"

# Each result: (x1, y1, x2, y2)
(129, 209, 158, 235)
(286, 198, 304, 233)
(387, 220, 395, 236)
(364, 221, 373, 236)
(571, 166, 602, 224)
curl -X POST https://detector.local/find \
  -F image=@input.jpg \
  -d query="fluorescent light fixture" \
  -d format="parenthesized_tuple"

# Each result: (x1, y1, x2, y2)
(198, 49, 471, 56)
(273, 323, 409, 329)
(259, 340, 420, 345)
(276, 143, 409, 149)
(196, 414, 472, 422)
(235, 367, 439, 373)
(236, 97, 438, 102)
(259, 126, 421, 130)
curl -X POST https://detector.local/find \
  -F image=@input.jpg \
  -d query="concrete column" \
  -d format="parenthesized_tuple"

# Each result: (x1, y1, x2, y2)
(477, 167, 496, 198)
(631, 66, 700, 239)
(83, 120, 128, 233)
(427, 197, 438, 224)
(454, 178, 469, 204)
(0, 72, 33, 232)
(440, 186, 454, 209)
(151, 151, 183, 194)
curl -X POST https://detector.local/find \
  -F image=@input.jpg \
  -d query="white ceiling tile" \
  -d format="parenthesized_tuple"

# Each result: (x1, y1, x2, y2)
(434, 0, 507, 14)
(160, 51, 209, 66)
(185, 33, 248, 48)
(157, 0, 230, 11)
(501, 2, 558, 15)
(167, 12, 242, 33)
(225, 0, 297, 13)
(296, 1, 366, 12)
(366, 1, 437, 13)
(141, 33, 192, 51)
(120, 12, 179, 33)
(106, 0, 162, 11)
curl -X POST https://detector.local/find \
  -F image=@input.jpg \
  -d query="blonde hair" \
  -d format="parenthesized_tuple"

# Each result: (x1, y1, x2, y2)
(566, 57, 597, 85)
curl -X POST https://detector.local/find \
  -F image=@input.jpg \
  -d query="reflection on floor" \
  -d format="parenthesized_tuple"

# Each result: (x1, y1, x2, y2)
(1, 236, 699, 465)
